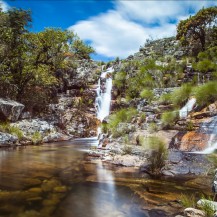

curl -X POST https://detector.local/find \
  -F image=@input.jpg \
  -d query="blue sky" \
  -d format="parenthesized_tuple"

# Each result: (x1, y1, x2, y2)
(1, 0, 217, 61)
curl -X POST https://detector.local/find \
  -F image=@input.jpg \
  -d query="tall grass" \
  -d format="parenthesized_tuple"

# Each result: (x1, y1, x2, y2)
(180, 194, 196, 208)
(0, 122, 23, 140)
(107, 108, 137, 135)
(193, 81, 217, 107)
(170, 83, 192, 107)
(161, 110, 179, 128)
(145, 136, 168, 175)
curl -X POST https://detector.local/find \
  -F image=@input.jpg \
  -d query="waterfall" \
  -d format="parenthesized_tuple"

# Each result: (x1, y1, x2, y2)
(179, 97, 196, 119)
(96, 67, 114, 122)
(195, 116, 217, 154)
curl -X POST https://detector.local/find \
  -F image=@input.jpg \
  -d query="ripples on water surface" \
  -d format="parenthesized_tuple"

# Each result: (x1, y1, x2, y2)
(0, 140, 211, 217)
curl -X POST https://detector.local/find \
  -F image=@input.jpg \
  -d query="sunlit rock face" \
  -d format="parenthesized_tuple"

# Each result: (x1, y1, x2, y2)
(0, 98, 24, 122)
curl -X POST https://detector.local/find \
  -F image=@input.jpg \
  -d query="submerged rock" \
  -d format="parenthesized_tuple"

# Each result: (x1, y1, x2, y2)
(0, 98, 24, 122)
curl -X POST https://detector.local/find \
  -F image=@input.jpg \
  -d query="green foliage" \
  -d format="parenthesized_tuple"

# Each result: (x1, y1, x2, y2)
(107, 108, 137, 134)
(186, 121, 194, 131)
(31, 131, 42, 144)
(159, 93, 172, 105)
(140, 89, 154, 101)
(146, 136, 168, 175)
(180, 194, 196, 208)
(0, 122, 23, 140)
(8, 126, 23, 140)
(0, 8, 94, 113)
(193, 81, 217, 107)
(148, 122, 158, 133)
(170, 84, 192, 107)
(136, 135, 145, 146)
(176, 6, 217, 53)
(198, 197, 215, 217)
(193, 59, 216, 73)
(161, 110, 179, 128)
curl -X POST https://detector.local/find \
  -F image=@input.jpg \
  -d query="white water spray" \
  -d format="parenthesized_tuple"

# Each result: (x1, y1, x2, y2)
(194, 116, 217, 154)
(96, 67, 114, 122)
(179, 97, 196, 119)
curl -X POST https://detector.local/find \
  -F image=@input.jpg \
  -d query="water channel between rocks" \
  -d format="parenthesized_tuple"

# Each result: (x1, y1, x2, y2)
(0, 139, 212, 217)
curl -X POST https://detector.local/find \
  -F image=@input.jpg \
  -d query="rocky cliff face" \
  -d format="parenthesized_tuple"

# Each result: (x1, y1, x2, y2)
(0, 59, 102, 145)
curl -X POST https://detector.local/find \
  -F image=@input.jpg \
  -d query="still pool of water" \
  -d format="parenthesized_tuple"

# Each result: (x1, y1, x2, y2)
(0, 140, 212, 217)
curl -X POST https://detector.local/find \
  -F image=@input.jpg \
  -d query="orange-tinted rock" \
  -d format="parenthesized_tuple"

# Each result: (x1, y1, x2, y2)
(179, 131, 210, 151)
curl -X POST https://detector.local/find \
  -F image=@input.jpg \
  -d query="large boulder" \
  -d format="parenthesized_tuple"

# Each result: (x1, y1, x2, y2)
(0, 98, 24, 122)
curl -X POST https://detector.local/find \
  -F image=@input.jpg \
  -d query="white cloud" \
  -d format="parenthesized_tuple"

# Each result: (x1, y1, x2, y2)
(0, 0, 9, 11)
(68, 1, 217, 59)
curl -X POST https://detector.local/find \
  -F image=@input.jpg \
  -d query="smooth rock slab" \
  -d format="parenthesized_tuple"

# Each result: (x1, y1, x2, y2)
(0, 98, 24, 122)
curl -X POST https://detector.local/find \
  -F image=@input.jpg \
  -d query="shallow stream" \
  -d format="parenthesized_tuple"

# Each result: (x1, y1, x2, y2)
(0, 140, 212, 217)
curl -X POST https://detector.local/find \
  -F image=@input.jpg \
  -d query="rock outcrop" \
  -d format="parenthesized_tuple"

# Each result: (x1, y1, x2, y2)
(0, 98, 24, 122)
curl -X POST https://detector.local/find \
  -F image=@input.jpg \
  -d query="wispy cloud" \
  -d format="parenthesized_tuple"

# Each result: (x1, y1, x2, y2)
(0, 0, 10, 11)
(69, 1, 217, 59)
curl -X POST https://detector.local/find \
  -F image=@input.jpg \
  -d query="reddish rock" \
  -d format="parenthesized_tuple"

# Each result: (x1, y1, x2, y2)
(179, 131, 210, 151)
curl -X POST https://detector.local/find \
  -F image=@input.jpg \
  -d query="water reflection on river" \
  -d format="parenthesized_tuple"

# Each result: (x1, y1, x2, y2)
(0, 140, 211, 217)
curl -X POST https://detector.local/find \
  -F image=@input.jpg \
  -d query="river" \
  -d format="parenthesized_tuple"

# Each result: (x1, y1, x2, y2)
(0, 140, 212, 217)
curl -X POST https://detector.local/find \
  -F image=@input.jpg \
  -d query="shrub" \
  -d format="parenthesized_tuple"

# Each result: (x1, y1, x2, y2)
(161, 110, 179, 128)
(107, 108, 137, 134)
(193, 81, 217, 107)
(193, 59, 216, 73)
(139, 112, 146, 122)
(8, 126, 24, 140)
(198, 197, 215, 217)
(146, 136, 168, 175)
(159, 93, 172, 105)
(0, 123, 23, 140)
(148, 122, 158, 133)
(186, 121, 194, 131)
(170, 83, 192, 107)
(180, 194, 196, 208)
(136, 135, 145, 146)
(32, 131, 42, 144)
(140, 89, 154, 101)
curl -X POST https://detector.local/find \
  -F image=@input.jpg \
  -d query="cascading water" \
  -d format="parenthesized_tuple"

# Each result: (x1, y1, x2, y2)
(195, 116, 217, 154)
(179, 97, 196, 119)
(96, 67, 114, 122)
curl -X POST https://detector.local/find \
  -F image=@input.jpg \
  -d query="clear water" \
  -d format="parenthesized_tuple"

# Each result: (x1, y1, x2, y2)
(0, 141, 211, 217)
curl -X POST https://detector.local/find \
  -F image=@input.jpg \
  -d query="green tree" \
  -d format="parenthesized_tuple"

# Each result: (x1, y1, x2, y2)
(176, 6, 217, 52)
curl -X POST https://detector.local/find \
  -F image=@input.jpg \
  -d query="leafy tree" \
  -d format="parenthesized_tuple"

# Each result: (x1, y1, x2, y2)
(0, 7, 95, 113)
(177, 6, 217, 52)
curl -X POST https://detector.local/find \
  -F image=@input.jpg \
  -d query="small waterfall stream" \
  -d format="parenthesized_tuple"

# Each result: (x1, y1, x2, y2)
(179, 97, 196, 119)
(95, 67, 114, 122)
(196, 116, 217, 154)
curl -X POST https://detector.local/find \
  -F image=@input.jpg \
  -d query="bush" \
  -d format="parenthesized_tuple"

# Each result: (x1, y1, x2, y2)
(159, 93, 172, 105)
(186, 121, 194, 131)
(107, 108, 137, 134)
(0, 122, 23, 140)
(198, 197, 215, 217)
(8, 126, 24, 140)
(32, 131, 42, 144)
(180, 194, 196, 208)
(170, 83, 192, 107)
(193, 81, 217, 107)
(122, 145, 133, 155)
(140, 89, 154, 101)
(148, 122, 158, 133)
(146, 136, 168, 175)
(161, 110, 179, 128)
